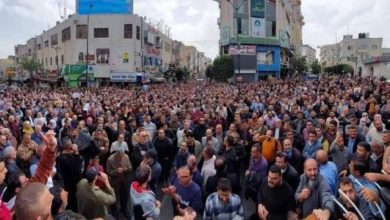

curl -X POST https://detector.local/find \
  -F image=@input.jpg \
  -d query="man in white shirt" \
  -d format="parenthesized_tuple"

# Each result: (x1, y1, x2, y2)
(201, 146, 216, 184)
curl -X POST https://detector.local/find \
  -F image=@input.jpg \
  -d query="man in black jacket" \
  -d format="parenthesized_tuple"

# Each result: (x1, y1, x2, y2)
(275, 152, 299, 191)
(204, 157, 240, 200)
(56, 138, 84, 212)
(153, 129, 175, 184)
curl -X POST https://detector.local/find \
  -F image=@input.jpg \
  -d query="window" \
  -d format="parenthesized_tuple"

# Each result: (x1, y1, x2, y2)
(165, 42, 171, 52)
(347, 45, 353, 50)
(372, 45, 378, 50)
(266, 20, 276, 37)
(156, 37, 162, 48)
(96, 48, 109, 64)
(44, 40, 49, 48)
(136, 26, 140, 40)
(62, 27, 71, 42)
(79, 52, 84, 62)
(45, 58, 48, 66)
(257, 51, 273, 64)
(61, 55, 64, 65)
(234, 17, 249, 36)
(37, 44, 41, 50)
(94, 28, 109, 38)
(55, 55, 58, 65)
(76, 25, 88, 39)
(50, 57, 52, 65)
(124, 24, 133, 38)
(51, 34, 58, 46)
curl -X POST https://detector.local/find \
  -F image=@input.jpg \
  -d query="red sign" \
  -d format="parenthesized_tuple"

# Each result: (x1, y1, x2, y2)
(47, 70, 58, 79)
(85, 54, 95, 61)
(146, 46, 160, 56)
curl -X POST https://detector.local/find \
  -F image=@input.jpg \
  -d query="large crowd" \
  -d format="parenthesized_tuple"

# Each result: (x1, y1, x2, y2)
(0, 75, 389, 220)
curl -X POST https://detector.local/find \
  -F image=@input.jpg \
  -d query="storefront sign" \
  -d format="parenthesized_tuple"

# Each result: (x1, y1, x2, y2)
(251, 0, 265, 18)
(229, 45, 257, 56)
(251, 18, 266, 38)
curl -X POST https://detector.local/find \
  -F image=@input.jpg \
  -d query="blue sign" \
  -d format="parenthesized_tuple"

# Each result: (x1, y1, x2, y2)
(77, 0, 133, 15)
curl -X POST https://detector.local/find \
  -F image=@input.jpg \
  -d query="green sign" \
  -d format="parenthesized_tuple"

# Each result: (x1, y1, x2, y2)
(279, 29, 288, 48)
(63, 64, 95, 87)
(230, 36, 279, 46)
(251, 0, 265, 18)
(220, 26, 230, 46)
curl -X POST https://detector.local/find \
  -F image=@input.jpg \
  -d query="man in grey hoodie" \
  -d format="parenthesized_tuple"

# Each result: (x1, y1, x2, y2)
(296, 158, 334, 220)
(130, 164, 161, 220)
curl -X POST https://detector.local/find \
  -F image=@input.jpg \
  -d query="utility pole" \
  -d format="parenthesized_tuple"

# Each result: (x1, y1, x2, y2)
(226, 0, 247, 84)
(85, 4, 93, 87)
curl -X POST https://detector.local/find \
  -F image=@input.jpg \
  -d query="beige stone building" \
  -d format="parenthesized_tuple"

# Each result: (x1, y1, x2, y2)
(320, 33, 383, 76)
(301, 44, 316, 66)
(214, 0, 304, 80)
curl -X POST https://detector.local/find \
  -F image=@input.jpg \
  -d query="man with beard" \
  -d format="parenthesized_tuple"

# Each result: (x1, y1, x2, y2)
(134, 130, 155, 168)
(296, 158, 334, 220)
(335, 177, 384, 219)
(174, 141, 191, 170)
(193, 117, 208, 142)
(49, 186, 86, 219)
(257, 165, 296, 220)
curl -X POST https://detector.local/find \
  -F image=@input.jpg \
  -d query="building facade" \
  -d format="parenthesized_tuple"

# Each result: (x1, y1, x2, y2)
(301, 44, 316, 66)
(15, 14, 210, 86)
(215, 0, 304, 81)
(320, 33, 383, 77)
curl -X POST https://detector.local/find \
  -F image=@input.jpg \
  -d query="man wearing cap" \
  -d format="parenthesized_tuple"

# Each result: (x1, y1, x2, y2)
(77, 167, 116, 219)
(106, 148, 132, 218)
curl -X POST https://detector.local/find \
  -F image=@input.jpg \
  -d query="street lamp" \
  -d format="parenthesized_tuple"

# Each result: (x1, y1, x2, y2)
(350, 55, 357, 77)
(85, 4, 93, 87)
(226, 0, 247, 83)
(52, 46, 60, 81)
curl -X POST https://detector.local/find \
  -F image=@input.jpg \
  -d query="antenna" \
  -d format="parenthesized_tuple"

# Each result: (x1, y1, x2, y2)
(64, 0, 67, 20)
(57, 0, 64, 21)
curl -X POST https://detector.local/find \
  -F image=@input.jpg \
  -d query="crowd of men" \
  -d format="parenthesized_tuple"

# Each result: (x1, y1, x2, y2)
(0, 74, 389, 220)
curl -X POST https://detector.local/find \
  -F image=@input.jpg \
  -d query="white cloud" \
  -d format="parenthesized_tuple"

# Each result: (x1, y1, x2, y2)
(302, 0, 390, 50)
(1, 0, 389, 60)
(185, 7, 200, 17)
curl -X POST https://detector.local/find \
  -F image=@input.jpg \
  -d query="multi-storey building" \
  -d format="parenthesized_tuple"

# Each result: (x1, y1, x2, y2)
(301, 44, 316, 66)
(320, 33, 383, 77)
(215, 0, 304, 81)
(14, 0, 210, 86)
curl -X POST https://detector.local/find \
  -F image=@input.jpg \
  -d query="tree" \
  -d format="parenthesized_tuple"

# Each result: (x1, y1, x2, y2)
(20, 58, 41, 84)
(205, 64, 213, 79)
(324, 64, 354, 75)
(175, 68, 185, 81)
(311, 59, 321, 74)
(290, 55, 307, 73)
(212, 55, 234, 82)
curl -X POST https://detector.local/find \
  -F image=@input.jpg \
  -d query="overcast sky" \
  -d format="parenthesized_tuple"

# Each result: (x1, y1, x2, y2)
(0, 0, 389, 59)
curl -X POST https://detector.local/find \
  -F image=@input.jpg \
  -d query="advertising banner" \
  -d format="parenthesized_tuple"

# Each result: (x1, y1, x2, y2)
(229, 45, 257, 56)
(78, 0, 133, 15)
(251, 18, 266, 38)
(220, 26, 230, 46)
(251, 0, 265, 18)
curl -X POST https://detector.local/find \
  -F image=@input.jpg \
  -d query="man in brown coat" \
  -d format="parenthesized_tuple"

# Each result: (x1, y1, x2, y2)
(107, 149, 132, 218)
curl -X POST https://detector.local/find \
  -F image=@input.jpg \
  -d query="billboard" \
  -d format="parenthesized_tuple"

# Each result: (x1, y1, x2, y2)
(220, 26, 230, 46)
(251, 18, 266, 38)
(229, 45, 257, 56)
(251, 0, 265, 18)
(77, 0, 133, 15)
